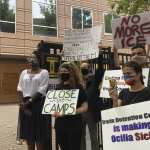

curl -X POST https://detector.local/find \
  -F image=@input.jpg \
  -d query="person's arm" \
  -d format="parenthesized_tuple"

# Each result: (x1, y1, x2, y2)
(76, 102, 88, 114)
(17, 70, 25, 106)
(17, 91, 24, 107)
(31, 69, 49, 102)
(113, 45, 120, 69)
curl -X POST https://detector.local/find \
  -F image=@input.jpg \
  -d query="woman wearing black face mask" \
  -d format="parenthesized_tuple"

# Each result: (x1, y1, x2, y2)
(54, 62, 88, 150)
(109, 61, 150, 107)
(81, 68, 89, 76)
(17, 51, 51, 150)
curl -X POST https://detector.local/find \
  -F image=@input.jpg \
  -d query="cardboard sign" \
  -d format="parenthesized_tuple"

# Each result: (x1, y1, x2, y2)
(62, 26, 102, 61)
(112, 11, 150, 49)
(42, 89, 79, 115)
(101, 100, 150, 150)
(100, 68, 149, 98)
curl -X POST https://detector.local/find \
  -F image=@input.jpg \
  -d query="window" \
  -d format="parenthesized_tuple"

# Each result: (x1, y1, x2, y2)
(72, 8, 92, 29)
(32, 0, 57, 36)
(0, 0, 16, 33)
(104, 13, 119, 34)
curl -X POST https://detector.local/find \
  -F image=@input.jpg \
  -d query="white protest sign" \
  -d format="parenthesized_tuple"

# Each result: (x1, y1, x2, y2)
(100, 68, 149, 98)
(101, 100, 150, 150)
(42, 89, 79, 115)
(112, 11, 150, 49)
(62, 25, 103, 61)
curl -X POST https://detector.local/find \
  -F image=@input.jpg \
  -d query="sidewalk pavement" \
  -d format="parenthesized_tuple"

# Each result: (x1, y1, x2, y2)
(0, 104, 91, 150)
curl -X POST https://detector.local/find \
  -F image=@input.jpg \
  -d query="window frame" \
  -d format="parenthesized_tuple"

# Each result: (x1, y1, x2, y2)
(103, 12, 113, 35)
(103, 12, 120, 35)
(32, 0, 58, 37)
(71, 6, 93, 30)
(0, 0, 16, 34)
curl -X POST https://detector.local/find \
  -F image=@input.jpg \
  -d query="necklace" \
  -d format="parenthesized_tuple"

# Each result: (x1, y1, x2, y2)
(29, 73, 35, 80)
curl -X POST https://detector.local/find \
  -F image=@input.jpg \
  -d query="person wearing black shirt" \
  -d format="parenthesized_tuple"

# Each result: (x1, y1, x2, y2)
(109, 61, 150, 107)
(54, 62, 88, 150)
(80, 62, 100, 150)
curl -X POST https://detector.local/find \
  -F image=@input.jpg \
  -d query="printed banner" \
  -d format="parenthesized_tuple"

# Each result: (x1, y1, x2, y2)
(112, 11, 150, 49)
(62, 26, 102, 61)
(101, 100, 150, 150)
(42, 89, 79, 115)
(100, 68, 149, 98)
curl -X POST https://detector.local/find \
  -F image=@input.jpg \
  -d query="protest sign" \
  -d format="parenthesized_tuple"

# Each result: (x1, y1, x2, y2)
(42, 89, 79, 115)
(101, 100, 150, 150)
(100, 68, 149, 98)
(62, 26, 102, 61)
(112, 11, 150, 49)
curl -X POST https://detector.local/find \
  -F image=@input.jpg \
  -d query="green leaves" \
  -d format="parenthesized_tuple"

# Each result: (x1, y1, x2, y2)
(107, 0, 150, 15)
(0, 0, 15, 22)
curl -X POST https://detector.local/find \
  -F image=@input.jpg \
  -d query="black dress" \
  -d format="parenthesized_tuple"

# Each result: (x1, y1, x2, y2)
(55, 84, 87, 150)
(19, 96, 51, 143)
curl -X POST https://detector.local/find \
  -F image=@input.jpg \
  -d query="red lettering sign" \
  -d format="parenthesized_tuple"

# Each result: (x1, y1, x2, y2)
(113, 12, 150, 48)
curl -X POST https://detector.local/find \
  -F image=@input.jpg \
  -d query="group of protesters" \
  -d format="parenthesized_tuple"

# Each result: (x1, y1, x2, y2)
(16, 42, 150, 150)
(16, 37, 150, 150)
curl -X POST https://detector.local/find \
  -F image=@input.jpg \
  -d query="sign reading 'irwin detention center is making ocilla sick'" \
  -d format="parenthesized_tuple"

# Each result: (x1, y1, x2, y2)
(101, 101, 150, 150)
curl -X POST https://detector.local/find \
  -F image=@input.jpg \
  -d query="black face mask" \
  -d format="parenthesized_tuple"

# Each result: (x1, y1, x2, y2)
(81, 69, 89, 75)
(60, 73, 70, 81)
(31, 61, 39, 68)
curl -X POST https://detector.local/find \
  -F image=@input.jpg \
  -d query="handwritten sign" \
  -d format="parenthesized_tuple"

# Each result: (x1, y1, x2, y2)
(112, 11, 150, 49)
(100, 68, 149, 98)
(42, 89, 79, 115)
(62, 26, 102, 61)
(101, 100, 150, 150)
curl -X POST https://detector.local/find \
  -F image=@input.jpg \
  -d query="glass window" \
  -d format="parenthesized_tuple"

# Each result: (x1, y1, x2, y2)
(83, 10, 92, 28)
(72, 8, 82, 29)
(33, 0, 56, 5)
(104, 13, 119, 34)
(72, 8, 92, 29)
(0, 0, 16, 33)
(32, 0, 57, 36)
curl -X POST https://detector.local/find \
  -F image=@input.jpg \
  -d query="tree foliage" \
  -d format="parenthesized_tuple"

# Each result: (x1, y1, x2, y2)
(107, 0, 150, 15)
(0, 0, 15, 22)
(40, 0, 56, 27)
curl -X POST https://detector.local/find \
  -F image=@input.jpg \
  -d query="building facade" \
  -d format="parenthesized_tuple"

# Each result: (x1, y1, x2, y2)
(0, 0, 113, 103)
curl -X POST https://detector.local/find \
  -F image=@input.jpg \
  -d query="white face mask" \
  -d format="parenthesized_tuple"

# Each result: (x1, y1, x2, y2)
(131, 56, 147, 65)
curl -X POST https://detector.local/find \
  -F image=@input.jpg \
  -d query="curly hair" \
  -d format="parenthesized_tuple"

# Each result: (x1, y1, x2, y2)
(59, 62, 83, 88)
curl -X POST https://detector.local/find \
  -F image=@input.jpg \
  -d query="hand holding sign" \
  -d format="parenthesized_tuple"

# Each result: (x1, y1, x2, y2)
(52, 112, 64, 118)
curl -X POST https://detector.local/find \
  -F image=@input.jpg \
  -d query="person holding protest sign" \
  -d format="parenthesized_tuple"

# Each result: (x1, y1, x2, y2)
(80, 62, 100, 150)
(54, 62, 88, 150)
(109, 61, 150, 107)
(17, 51, 51, 150)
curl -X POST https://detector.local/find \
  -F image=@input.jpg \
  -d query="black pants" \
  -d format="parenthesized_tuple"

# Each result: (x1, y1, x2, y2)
(56, 129, 82, 150)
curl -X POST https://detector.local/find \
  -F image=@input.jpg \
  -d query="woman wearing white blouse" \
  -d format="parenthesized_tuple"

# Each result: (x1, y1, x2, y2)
(17, 52, 51, 150)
